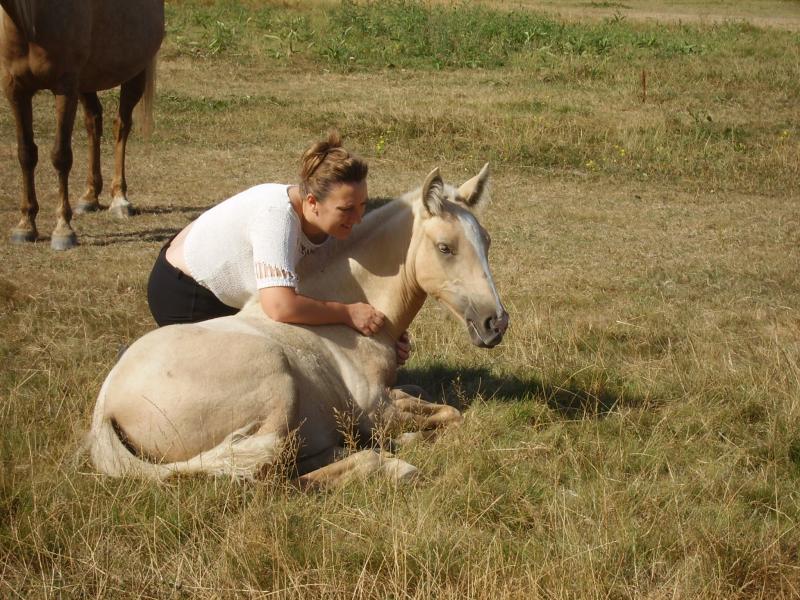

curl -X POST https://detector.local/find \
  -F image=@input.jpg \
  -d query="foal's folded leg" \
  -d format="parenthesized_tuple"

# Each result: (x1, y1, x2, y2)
(383, 390, 464, 449)
(386, 390, 464, 429)
(294, 449, 418, 490)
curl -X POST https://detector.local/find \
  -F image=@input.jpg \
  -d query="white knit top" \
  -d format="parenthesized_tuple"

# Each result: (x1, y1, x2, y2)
(183, 183, 325, 308)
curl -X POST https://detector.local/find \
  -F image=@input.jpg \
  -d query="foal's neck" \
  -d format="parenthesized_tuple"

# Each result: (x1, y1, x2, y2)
(299, 199, 426, 340)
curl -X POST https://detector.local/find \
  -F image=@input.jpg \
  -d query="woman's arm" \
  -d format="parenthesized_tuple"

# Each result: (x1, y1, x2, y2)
(259, 286, 384, 336)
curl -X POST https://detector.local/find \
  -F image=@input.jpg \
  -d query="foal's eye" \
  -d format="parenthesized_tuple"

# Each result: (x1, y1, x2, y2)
(437, 243, 452, 255)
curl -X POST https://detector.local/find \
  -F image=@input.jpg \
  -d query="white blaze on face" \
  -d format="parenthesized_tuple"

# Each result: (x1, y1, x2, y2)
(457, 212, 504, 315)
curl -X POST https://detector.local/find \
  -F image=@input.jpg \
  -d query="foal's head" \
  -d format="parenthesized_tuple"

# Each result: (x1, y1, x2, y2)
(412, 164, 509, 348)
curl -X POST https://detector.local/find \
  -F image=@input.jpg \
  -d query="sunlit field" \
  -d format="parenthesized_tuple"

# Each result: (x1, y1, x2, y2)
(1, 1, 799, 597)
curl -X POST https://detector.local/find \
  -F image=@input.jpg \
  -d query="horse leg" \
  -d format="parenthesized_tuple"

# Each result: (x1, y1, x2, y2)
(294, 445, 346, 476)
(384, 390, 463, 449)
(50, 90, 80, 251)
(392, 383, 432, 402)
(295, 449, 418, 490)
(4, 79, 39, 243)
(109, 70, 146, 219)
(75, 92, 103, 213)
(387, 389, 463, 429)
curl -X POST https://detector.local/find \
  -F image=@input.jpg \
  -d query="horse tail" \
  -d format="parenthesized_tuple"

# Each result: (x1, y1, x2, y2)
(134, 53, 158, 138)
(89, 366, 282, 480)
(88, 364, 172, 479)
(1, 0, 38, 40)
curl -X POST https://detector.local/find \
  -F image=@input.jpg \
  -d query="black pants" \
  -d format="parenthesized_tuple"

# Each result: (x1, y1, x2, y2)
(147, 240, 238, 327)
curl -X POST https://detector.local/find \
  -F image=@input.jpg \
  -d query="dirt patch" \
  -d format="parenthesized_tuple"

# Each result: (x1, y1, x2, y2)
(554, 8, 800, 31)
(467, 1, 800, 31)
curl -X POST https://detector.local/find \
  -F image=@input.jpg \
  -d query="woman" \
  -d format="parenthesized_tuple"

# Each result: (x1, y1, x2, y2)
(147, 131, 410, 362)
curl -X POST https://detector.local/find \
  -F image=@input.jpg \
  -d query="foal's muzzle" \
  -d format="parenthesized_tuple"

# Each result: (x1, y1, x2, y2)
(466, 308, 509, 348)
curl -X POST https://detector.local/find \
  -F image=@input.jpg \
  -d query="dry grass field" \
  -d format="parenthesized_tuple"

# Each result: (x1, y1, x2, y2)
(1, 0, 799, 597)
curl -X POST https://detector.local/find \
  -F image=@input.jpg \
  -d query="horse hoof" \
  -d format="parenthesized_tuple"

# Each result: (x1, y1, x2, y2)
(51, 232, 78, 251)
(109, 200, 133, 219)
(75, 200, 102, 214)
(10, 228, 37, 244)
(382, 458, 420, 484)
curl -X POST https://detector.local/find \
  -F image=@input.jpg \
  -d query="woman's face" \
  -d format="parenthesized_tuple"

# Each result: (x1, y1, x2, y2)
(311, 179, 368, 240)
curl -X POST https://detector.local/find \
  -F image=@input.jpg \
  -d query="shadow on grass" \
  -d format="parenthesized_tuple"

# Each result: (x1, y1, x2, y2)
(81, 228, 179, 246)
(135, 205, 213, 216)
(71, 201, 388, 246)
(397, 364, 643, 418)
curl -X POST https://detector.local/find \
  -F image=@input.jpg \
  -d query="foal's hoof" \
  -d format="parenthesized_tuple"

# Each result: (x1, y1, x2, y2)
(381, 458, 420, 484)
(10, 228, 37, 244)
(75, 200, 102, 214)
(109, 198, 133, 219)
(51, 232, 78, 251)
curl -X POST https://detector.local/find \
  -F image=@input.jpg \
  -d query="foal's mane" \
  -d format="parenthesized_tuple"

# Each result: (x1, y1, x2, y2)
(353, 195, 415, 243)
(304, 195, 416, 269)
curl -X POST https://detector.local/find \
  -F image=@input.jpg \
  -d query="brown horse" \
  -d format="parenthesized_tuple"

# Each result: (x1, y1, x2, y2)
(1, 0, 164, 250)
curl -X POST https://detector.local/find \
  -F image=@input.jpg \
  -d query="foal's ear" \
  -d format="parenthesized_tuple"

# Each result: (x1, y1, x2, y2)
(457, 162, 491, 211)
(421, 167, 445, 217)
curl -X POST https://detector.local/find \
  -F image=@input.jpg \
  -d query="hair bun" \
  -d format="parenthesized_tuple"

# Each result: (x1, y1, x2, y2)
(303, 130, 344, 177)
(314, 130, 343, 157)
(323, 130, 342, 150)
(299, 129, 368, 199)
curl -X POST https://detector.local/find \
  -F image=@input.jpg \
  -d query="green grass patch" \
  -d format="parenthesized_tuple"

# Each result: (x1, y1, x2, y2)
(164, 0, 797, 69)
(153, 0, 799, 194)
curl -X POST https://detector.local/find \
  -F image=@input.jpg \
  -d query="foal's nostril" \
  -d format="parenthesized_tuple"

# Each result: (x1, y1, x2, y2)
(501, 311, 510, 331)
(490, 311, 509, 334)
(484, 316, 494, 332)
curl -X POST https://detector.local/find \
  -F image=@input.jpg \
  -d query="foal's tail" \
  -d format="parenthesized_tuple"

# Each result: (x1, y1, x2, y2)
(134, 53, 158, 138)
(88, 365, 281, 480)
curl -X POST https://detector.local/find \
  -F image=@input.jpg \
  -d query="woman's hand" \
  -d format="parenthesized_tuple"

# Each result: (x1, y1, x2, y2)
(346, 302, 385, 336)
(396, 330, 412, 366)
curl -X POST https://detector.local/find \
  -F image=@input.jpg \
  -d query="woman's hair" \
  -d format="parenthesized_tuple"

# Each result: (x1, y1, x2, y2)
(299, 131, 369, 201)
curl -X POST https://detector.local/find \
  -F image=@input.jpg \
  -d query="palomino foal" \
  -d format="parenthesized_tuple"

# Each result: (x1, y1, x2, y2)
(89, 165, 509, 486)
(1, 0, 164, 249)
